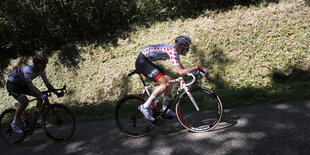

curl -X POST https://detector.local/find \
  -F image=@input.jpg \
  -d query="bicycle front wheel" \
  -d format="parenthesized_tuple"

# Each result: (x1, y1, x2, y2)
(115, 95, 154, 137)
(0, 109, 27, 144)
(42, 104, 76, 141)
(176, 88, 223, 132)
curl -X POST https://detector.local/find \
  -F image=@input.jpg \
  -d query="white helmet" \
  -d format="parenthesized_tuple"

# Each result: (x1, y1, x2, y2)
(174, 35, 192, 46)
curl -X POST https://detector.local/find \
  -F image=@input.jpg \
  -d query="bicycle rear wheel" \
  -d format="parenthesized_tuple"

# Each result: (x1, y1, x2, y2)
(0, 109, 27, 144)
(115, 95, 154, 137)
(176, 88, 223, 132)
(42, 104, 76, 141)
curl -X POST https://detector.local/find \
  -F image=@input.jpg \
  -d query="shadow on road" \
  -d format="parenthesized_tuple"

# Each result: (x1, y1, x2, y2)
(1, 102, 309, 155)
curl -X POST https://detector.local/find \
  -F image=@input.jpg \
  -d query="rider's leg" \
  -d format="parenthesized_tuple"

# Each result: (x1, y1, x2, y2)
(139, 76, 170, 121)
(163, 75, 173, 97)
(162, 75, 173, 108)
(142, 75, 170, 108)
(14, 95, 29, 119)
(11, 95, 29, 133)
(160, 75, 176, 117)
(35, 98, 43, 124)
(36, 97, 43, 110)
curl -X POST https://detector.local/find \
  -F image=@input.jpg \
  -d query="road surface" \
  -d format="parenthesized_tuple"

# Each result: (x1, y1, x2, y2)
(1, 100, 309, 155)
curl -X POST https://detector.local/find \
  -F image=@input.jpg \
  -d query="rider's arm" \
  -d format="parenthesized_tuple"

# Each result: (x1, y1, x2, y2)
(174, 64, 199, 76)
(41, 73, 57, 94)
(26, 80, 44, 98)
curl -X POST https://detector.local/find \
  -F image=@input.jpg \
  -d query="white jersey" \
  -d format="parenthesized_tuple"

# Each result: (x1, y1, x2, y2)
(141, 44, 182, 66)
(8, 65, 46, 85)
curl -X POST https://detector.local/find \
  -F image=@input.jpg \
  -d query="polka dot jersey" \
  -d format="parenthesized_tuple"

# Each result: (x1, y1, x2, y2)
(140, 44, 181, 66)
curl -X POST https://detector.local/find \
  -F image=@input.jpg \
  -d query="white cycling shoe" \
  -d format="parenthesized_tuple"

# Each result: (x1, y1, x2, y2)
(10, 122, 23, 134)
(138, 105, 155, 122)
(161, 108, 177, 117)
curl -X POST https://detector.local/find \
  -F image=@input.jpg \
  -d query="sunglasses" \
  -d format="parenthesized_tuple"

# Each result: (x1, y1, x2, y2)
(36, 63, 47, 68)
(182, 44, 190, 50)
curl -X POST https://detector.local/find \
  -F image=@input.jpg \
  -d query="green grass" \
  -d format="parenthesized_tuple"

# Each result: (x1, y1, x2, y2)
(0, 0, 309, 122)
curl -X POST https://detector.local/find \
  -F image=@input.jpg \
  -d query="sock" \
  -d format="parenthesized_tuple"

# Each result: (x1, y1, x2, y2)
(162, 95, 172, 109)
(143, 95, 156, 108)
(35, 108, 40, 114)
(12, 117, 17, 124)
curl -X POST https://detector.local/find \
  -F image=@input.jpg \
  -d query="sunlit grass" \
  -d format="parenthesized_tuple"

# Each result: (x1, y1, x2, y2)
(0, 1, 309, 121)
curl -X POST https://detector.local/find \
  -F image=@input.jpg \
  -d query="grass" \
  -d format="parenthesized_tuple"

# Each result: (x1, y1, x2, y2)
(0, 0, 309, 122)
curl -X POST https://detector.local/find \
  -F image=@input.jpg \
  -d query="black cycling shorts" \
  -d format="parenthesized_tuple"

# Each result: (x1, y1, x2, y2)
(6, 80, 32, 99)
(135, 52, 166, 82)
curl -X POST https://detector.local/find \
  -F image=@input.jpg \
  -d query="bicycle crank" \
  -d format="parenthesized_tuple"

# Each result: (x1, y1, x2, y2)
(154, 115, 166, 126)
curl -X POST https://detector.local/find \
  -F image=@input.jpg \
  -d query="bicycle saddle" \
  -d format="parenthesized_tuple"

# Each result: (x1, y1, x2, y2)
(128, 70, 141, 76)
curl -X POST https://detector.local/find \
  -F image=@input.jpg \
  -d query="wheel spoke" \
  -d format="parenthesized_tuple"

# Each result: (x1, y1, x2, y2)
(115, 95, 154, 137)
(0, 109, 27, 144)
(176, 88, 223, 132)
(43, 104, 76, 141)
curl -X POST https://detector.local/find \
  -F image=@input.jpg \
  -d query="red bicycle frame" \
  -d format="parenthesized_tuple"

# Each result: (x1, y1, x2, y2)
(21, 97, 54, 129)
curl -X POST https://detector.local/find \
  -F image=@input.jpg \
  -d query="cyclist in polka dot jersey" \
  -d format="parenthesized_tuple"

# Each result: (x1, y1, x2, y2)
(135, 35, 208, 121)
(141, 44, 181, 65)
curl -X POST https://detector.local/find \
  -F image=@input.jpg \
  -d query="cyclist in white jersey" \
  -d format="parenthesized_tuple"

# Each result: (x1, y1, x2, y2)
(6, 55, 61, 133)
(135, 35, 208, 121)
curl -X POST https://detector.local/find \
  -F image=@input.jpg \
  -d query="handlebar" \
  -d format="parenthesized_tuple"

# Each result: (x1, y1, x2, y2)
(183, 69, 209, 86)
(184, 73, 196, 86)
(127, 69, 208, 88)
(42, 85, 67, 97)
(195, 69, 208, 79)
(128, 70, 140, 76)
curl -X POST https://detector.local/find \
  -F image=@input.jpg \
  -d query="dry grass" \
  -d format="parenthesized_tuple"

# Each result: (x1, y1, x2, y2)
(1, 1, 309, 114)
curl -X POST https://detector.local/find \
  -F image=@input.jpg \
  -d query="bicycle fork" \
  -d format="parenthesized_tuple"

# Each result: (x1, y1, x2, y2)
(183, 87, 200, 111)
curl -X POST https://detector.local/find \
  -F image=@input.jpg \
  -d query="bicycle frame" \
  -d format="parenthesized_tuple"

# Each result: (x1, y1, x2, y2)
(0, 85, 75, 144)
(21, 97, 52, 130)
(115, 70, 223, 137)
(136, 72, 201, 111)
(19, 86, 66, 130)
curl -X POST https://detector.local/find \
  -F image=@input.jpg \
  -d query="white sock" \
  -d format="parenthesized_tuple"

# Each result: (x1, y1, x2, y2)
(12, 117, 17, 124)
(162, 105, 167, 110)
(143, 95, 156, 108)
(162, 96, 172, 109)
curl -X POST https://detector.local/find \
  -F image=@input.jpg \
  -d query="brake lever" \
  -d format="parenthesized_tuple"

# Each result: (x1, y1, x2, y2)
(42, 91, 49, 95)
(62, 85, 67, 94)
(45, 92, 52, 97)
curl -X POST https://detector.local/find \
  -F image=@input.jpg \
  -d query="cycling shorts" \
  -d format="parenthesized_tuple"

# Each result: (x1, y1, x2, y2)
(6, 80, 32, 99)
(135, 52, 166, 82)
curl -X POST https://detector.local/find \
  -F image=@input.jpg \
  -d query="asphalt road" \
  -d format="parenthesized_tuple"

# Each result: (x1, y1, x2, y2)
(1, 100, 309, 155)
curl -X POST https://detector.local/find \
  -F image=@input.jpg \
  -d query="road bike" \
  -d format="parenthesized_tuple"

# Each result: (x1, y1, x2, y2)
(0, 86, 76, 144)
(114, 70, 223, 137)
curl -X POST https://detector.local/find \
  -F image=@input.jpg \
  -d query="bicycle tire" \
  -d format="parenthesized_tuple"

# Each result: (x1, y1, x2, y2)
(0, 109, 27, 144)
(115, 95, 154, 137)
(176, 87, 223, 132)
(42, 104, 76, 141)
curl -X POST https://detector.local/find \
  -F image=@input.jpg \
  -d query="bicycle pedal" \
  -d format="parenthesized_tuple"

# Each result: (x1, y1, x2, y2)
(159, 112, 173, 120)
(34, 124, 42, 128)
(24, 128, 33, 135)
(154, 116, 166, 126)
(165, 115, 173, 120)
(154, 121, 165, 126)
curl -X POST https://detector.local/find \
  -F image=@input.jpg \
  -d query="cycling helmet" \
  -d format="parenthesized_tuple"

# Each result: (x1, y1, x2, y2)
(174, 35, 192, 46)
(33, 54, 48, 64)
